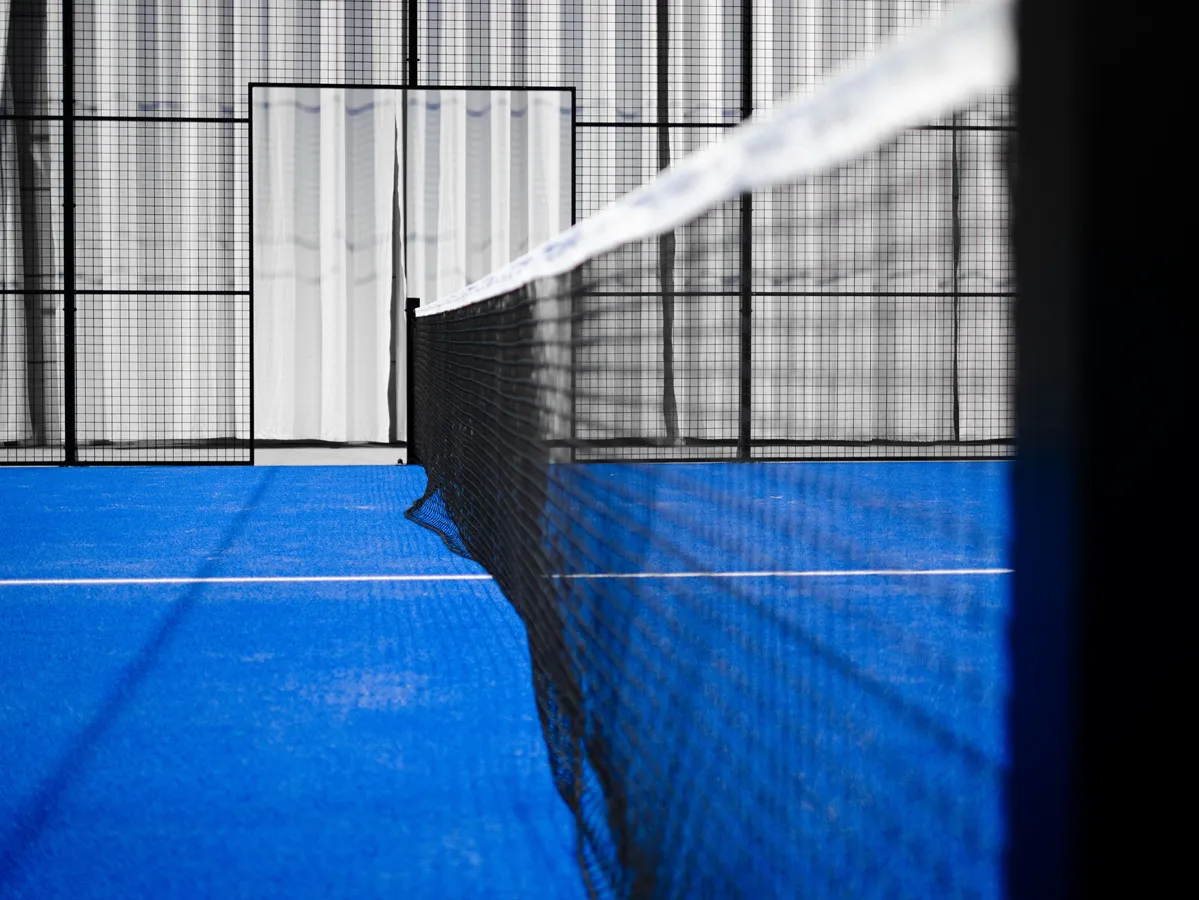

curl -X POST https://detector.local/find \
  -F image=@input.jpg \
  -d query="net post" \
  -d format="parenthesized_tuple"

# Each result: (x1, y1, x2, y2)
(405, 297, 420, 465)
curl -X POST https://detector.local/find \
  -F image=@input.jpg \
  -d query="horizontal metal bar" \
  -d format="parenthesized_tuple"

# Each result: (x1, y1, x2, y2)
(66, 459, 253, 467)
(11, 114, 1007, 130)
(918, 123, 1016, 132)
(752, 290, 1017, 297)
(1, 289, 252, 296)
(585, 290, 740, 297)
(574, 121, 1013, 132)
(77, 115, 249, 124)
(252, 440, 408, 449)
(577, 121, 736, 129)
(547, 436, 1016, 449)
(74, 289, 251, 296)
(0, 113, 62, 121)
(249, 82, 573, 92)
(582, 290, 1015, 298)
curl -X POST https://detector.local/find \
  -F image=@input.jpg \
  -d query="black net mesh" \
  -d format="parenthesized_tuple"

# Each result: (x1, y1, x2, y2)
(409, 110, 1012, 893)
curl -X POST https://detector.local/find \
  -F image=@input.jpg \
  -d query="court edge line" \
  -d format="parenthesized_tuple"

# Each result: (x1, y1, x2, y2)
(0, 568, 1011, 587)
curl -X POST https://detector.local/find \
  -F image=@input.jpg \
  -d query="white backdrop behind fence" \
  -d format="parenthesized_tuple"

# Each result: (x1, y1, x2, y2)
(252, 87, 572, 443)
(405, 89, 573, 310)
(252, 87, 398, 443)
(3, 1, 1007, 453)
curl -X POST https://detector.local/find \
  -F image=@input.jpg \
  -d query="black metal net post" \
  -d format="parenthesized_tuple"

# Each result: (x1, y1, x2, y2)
(405, 295, 420, 465)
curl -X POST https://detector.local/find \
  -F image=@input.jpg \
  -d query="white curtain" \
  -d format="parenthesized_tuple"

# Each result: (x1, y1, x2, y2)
(252, 87, 398, 443)
(405, 89, 572, 308)
(251, 86, 571, 442)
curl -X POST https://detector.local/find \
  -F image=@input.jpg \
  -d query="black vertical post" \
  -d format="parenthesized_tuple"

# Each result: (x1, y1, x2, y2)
(737, 0, 752, 460)
(62, 0, 77, 464)
(402, 4, 418, 462)
(405, 297, 420, 465)
(656, 0, 678, 444)
(569, 86, 577, 227)
(1009, 0, 1080, 891)
(1009, 0, 1186, 895)
(950, 110, 962, 443)
(407, 0, 419, 85)
(247, 83, 256, 464)
(568, 87, 578, 461)
(388, 165, 400, 446)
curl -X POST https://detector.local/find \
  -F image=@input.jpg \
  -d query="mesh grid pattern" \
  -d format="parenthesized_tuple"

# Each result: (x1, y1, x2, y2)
(409, 202, 1009, 895)
(2, 0, 65, 461)
(576, 293, 741, 451)
(1, 0, 64, 117)
(74, 1, 409, 119)
(418, 0, 742, 124)
(575, 128, 739, 291)
(76, 121, 248, 292)
(2, 0, 1010, 465)
(75, 294, 250, 462)
(0, 293, 66, 462)
(748, 126, 1013, 456)
(1, 118, 64, 293)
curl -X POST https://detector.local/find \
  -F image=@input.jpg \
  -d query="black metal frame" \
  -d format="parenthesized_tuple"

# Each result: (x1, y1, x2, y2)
(3, 0, 1011, 468)
(561, 3, 1012, 465)
(1, 0, 255, 467)
(738, 0, 753, 461)
(62, 0, 76, 464)
(246, 81, 577, 459)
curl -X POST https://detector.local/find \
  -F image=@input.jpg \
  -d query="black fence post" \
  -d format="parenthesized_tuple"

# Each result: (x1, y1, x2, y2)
(247, 82, 256, 465)
(737, 0, 753, 460)
(405, 297, 420, 465)
(407, 0, 418, 85)
(62, 0, 77, 464)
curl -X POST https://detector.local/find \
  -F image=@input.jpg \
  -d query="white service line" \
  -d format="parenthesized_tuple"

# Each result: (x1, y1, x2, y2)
(0, 574, 493, 587)
(557, 568, 1011, 579)
(0, 568, 1010, 588)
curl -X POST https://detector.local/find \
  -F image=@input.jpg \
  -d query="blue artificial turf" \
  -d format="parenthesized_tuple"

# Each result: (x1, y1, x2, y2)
(1, 461, 1011, 899)
(545, 460, 1011, 898)
(0, 467, 582, 899)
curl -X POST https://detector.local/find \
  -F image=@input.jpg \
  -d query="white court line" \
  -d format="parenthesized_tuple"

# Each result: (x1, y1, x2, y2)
(0, 574, 493, 587)
(557, 568, 1011, 580)
(0, 569, 1010, 588)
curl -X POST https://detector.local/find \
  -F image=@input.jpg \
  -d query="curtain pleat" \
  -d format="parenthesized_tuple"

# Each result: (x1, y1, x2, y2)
(253, 86, 395, 442)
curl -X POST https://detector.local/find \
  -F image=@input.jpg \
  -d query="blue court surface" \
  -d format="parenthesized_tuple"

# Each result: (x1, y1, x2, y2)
(0, 467, 583, 899)
(545, 461, 1010, 898)
(0, 462, 1010, 898)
